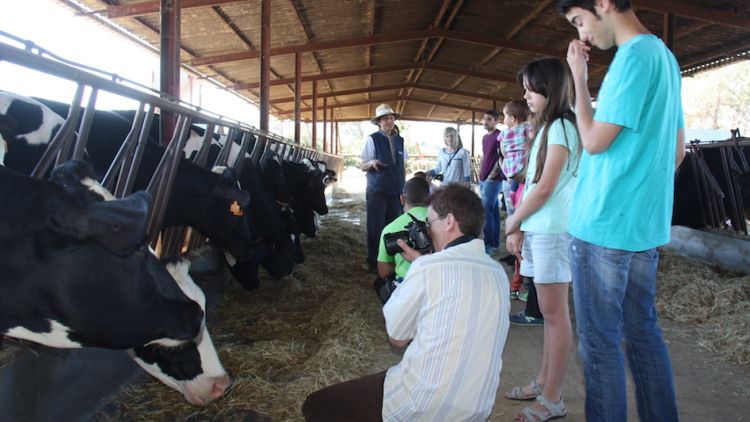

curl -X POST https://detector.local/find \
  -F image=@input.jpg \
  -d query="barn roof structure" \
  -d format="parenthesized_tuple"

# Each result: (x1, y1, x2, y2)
(61, 0, 750, 125)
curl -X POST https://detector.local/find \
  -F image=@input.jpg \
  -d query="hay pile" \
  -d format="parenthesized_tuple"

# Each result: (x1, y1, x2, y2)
(657, 251, 750, 366)
(94, 191, 391, 421)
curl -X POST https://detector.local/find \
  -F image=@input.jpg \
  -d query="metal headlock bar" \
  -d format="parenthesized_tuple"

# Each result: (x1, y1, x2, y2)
(686, 136, 750, 234)
(0, 37, 344, 256)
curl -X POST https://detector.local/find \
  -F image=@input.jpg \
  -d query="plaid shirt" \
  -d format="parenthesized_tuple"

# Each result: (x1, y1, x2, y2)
(498, 122, 531, 179)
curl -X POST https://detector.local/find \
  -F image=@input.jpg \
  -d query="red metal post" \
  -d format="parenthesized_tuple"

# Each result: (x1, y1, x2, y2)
(323, 96, 328, 153)
(294, 52, 301, 144)
(260, 0, 270, 132)
(471, 111, 475, 157)
(312, 79, 317, 150)
(159, 0, 180, 145)
(663, 12, 675, 50)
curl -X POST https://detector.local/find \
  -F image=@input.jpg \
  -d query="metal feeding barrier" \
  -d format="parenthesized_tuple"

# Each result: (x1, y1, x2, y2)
(0, 34, 343, 257)
(683, 129, 750, 235)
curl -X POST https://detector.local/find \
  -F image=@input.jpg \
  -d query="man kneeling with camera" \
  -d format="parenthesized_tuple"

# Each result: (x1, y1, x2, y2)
(302, 184, 510, 422)
(374, 177, 432, 303)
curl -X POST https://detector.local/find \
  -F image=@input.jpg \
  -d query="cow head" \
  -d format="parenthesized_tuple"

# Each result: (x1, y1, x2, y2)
(163, 160, 253, 261)
(285, 160, 328, 216)
(178, 166, 253, 260)
(130, 259, 230, 406)
(48, 162, 231, 405)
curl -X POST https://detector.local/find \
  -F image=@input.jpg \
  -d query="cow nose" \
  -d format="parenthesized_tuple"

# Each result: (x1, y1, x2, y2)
(210, 375, 232, 399)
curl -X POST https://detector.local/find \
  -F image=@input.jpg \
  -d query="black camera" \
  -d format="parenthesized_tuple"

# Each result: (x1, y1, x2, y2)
(433, 173, 444, 182)
(383, 212, 433, 255)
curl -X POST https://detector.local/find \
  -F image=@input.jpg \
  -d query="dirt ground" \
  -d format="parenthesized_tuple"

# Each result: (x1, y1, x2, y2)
(94, 174, 750, 421)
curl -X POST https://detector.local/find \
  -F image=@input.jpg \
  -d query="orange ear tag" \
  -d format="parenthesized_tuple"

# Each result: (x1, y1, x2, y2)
(230, 200, 244, 216)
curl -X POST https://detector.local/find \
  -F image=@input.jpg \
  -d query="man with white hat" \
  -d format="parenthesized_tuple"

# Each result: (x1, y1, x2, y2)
(360, 103, 407, 274)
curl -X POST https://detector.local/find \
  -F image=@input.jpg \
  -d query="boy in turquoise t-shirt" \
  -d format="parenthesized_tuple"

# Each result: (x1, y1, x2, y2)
(559, 0, 685, 421)
(374, 177, 430, 303)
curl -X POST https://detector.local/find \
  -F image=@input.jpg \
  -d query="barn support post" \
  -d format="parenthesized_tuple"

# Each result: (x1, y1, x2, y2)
(294, 52, 301, 144)
(323, 97, 328, 152)
(159, 0, 180, 146)
(332, 119, 336, 155)
(471, 111, 476, 157)
(260, 0, 270, 132)
(663, 12, 675, 50)
(312, 79, 318, 150)
(335, 120, 339, 155)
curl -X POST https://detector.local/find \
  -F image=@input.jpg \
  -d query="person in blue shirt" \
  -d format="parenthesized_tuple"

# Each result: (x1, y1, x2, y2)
(428, 127, 471, 186)
(361, 104, 407, 274)
(559, 0, 685, 421)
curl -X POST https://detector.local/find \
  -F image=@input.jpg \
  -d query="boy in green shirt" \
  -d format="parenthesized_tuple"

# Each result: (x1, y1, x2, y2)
(374, 177, 430, 302)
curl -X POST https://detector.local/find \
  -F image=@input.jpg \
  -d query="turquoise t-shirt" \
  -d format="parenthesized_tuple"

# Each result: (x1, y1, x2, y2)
(377, 206, 428, 279)
(568, 34, 685, 251)
(520, 118, 580, 234)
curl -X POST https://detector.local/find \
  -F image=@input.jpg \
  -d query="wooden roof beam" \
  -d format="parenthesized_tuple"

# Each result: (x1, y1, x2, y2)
(632, 0, 750, 30)
(190, 29, 609, 67)
(210, 6, 304, 104)
(277, 96, 489, 116)
(398, 0, 456, 114)
(317, 116, 476, 124)
(289, 0, 335, 95)
(231, 63, 516, 90)
(91, 0, 242, 19)
(430, 0, 552, 119)
(681, 38, 750, 72)
(269, 83, 513, 105)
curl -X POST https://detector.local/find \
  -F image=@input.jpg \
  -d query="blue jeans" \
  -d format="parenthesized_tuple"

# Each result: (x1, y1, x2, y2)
(480, 180, 502, 248)
(569, 236, 678, 422)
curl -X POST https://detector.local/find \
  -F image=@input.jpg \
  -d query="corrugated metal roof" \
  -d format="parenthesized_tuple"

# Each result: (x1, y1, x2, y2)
(65, 0, 750, 123)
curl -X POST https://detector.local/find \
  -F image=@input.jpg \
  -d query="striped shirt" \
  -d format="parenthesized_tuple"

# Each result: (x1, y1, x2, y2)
(382, 238, 510, 421)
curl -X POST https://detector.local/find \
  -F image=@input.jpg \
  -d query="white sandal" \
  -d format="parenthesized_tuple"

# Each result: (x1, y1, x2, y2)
(515, 395, 567, 422)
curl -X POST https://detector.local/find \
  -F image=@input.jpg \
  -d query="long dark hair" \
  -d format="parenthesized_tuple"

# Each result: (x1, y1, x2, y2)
(517, 58, 580, 183)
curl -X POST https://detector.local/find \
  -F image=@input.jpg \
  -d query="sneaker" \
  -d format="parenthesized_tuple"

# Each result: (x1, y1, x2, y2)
(510, 290, 519, 300)
(519, 291, 529, 302)
(510, 310, 543, 326)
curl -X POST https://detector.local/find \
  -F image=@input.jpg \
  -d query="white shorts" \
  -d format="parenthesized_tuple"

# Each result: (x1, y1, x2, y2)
(519, 232, 572, 284)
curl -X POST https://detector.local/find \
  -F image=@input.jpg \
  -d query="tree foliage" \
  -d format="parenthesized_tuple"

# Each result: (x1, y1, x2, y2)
(683, 60, 750, 135)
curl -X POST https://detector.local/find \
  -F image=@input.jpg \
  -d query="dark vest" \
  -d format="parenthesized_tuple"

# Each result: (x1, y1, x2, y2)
(366, 131, 405, 195)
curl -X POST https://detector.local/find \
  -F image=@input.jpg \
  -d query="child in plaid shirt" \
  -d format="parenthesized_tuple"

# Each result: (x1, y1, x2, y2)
(499, 99, 532, 215)
(499, 99, 532, 299)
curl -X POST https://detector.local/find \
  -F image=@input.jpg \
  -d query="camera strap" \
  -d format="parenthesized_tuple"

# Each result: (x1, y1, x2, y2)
(444, 149, 460, 172)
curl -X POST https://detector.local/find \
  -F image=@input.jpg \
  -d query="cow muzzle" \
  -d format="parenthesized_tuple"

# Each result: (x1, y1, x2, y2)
(183, 373, 232, 406)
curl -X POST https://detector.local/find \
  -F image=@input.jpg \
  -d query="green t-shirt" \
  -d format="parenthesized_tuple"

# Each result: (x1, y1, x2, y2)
(377, 206, 428, 279)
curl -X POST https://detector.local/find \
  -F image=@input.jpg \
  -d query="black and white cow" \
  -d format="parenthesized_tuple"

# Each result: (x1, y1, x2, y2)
(0, 91, 253, 260)
(0, 161, 230, 405)
(673, 145, 750, 230)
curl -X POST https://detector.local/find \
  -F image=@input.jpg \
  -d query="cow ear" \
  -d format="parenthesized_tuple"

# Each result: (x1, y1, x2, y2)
(50, 160, 99, 192)
(0, 115, 18, 140)
(212, 183, 250, 208)
(221, 167, 239, 182)
(301, 158, 316, 172)
(82, 190, 152, 255)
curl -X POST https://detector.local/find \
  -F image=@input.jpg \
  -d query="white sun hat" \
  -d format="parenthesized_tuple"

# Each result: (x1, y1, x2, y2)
(370, 103, 401, 125)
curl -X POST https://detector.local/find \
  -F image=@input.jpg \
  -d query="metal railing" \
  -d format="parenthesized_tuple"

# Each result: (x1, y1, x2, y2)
(0, 35, 344, 255)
